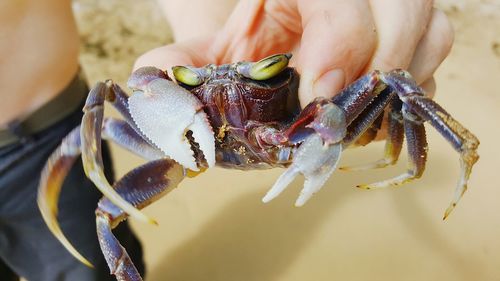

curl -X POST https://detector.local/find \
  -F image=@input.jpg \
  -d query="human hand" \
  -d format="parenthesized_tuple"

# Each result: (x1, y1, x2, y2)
(135, 0, 453, 106)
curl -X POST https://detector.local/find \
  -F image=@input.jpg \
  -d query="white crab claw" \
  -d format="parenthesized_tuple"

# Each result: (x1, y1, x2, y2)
(129, 78, 215, 170)
(262, 134, 342, 205)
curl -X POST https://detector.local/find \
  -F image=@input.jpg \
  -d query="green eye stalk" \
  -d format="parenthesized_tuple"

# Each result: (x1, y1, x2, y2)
(172, 66, 205, 86)
(237, 53, 291, 80)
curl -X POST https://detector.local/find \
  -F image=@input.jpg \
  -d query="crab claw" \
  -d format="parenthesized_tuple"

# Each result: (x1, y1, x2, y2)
(263, 134, 342, 206)
(263, 102, 347, 206)
(129, 78, 215, 171)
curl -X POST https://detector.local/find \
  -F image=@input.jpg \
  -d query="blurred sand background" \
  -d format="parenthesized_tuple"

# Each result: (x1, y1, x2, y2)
(72, 0, 500, 280)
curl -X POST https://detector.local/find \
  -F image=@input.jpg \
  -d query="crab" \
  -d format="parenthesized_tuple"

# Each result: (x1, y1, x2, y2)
(37, 54, 479, 281)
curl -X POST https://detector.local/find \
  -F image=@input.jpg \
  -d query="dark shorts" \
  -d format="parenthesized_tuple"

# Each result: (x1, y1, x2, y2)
(0, 76, 145, 281)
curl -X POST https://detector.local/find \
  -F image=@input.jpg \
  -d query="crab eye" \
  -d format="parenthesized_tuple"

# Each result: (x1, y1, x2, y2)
(237, 54, 291, 81)
(172, 66, 204, 86)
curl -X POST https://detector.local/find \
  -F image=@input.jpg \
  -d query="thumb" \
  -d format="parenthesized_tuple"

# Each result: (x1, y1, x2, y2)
(133, 37, 215, 73)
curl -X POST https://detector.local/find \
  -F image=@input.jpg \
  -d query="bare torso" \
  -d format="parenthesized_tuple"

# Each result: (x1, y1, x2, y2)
(0, 0, 79, 127)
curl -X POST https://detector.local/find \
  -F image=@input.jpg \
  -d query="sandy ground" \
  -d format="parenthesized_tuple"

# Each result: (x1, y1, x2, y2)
(73, 1, 500, 280)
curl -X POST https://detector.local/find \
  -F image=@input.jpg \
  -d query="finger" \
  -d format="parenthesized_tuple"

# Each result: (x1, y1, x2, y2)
(367, 0, 434, 72)
(296, 0, 377, 106)
(408, 9, 454, 84)
(156, 0, 238, 42)
(209, 0, 301, 63)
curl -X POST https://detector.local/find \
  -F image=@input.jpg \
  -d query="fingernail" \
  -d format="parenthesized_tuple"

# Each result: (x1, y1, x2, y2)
(313, 69, 345, 99)
(298, 69, 345, 107)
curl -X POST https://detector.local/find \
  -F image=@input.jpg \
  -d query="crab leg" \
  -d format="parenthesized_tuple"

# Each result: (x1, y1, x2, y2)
(38, 117, 163, 266)
(358, 106, 427, 189)
(96, 159, 184, 281)
(342, 88, 396, 146)
(331, 70, 387, 124)
(352, 113, 384, 147)
(81, 82, 155, 224)
(102, 118, 164, 161)
(403, 95, 479, 219)
(379, 70, 479, 218)
(341, 99, 405, 171)
(37, 126, 93, 266)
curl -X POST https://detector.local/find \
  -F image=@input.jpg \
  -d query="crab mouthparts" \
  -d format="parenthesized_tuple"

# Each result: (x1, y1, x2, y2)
(129, 78, 215, 171)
